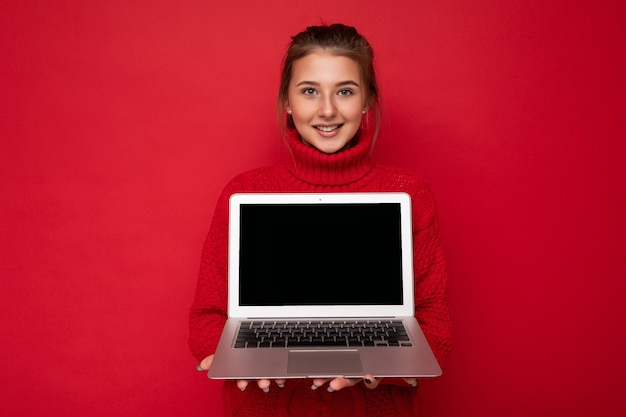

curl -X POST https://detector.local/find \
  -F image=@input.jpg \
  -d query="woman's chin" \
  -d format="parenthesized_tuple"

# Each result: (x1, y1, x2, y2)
(301, 136, 353, 154)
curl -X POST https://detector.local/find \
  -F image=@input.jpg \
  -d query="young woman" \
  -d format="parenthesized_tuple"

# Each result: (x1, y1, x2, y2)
(190, 23, 453, 417)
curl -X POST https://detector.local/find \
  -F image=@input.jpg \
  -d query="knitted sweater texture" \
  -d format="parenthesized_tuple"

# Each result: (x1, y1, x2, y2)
(189, 130, 453, 417)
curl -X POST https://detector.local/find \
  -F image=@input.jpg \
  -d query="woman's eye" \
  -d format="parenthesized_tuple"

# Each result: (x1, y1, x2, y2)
(338, 89, 353, 96)
(302, 88, 316, 95)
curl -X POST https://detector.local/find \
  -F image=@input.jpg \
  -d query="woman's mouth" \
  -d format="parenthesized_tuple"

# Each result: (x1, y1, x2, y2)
(314, 124, 343, 132)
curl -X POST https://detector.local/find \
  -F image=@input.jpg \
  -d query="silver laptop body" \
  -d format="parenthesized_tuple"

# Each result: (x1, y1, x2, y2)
(208, 192, 442, 379)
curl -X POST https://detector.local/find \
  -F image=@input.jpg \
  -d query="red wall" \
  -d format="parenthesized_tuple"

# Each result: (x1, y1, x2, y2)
(2, 1, 625, 416)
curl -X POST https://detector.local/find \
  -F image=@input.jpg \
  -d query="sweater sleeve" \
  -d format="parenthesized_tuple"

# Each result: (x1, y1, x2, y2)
(188, 184, 233, 362)
(410, 183, 453, 370)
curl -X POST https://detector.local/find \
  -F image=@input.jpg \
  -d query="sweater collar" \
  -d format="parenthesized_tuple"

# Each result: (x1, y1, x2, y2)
(284, 129, 374, 185)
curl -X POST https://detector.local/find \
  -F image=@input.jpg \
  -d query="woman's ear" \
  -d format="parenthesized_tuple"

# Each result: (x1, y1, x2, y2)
(361, 99, 370, 114)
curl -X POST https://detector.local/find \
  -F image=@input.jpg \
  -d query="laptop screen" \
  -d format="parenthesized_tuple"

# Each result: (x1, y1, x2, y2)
(238, 203, 404, 306)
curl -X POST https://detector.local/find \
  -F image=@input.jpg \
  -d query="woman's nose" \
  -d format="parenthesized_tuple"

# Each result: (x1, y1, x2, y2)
(318, 96, 337, 117)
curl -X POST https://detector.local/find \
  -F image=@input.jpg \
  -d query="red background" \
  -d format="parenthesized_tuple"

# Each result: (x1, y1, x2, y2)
(2, 1, 625, 416)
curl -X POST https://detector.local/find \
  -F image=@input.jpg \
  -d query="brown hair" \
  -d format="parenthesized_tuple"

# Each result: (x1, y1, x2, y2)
(277, 24, 382, 145)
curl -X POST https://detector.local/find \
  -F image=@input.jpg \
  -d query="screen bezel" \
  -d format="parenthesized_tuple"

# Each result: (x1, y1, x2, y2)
(227, 192, 415, 318)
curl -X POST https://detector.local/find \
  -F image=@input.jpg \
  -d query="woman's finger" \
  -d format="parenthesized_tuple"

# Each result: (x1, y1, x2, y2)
(362, 374, 381, 389)
(327, 377, 351, 392)
(326, 377, 367, 392)
(311, 378, 332, 390)
(236, 380, 249, 392)
(196, 355, 214, 372)
(257, 379, 272, 393)
(402, 377, 418, 388)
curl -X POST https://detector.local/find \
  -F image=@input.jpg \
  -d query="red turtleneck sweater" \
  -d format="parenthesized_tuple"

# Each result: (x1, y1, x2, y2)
(189, 131, 453, 417)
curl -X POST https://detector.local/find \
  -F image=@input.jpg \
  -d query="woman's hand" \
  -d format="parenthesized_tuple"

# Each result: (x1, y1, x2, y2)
(197, 356, 415, 392)
(196, 355, 286, 392)
(311, 375, 417, 392)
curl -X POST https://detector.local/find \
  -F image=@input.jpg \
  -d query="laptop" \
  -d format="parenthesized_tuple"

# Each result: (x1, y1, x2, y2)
(208, 192, 442, 379)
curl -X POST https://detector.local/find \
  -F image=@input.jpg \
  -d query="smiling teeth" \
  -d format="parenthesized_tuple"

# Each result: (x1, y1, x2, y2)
(316, 125, 340, 132)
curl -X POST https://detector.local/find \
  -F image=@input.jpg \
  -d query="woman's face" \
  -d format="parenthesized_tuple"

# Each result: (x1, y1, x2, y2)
(287, 52, 366, 154)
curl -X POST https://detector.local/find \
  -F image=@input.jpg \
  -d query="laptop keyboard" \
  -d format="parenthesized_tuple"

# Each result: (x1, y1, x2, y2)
(234, 319, 412, 348)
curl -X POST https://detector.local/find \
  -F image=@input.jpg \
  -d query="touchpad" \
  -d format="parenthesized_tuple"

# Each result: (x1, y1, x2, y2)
(287, 350, 363, 375)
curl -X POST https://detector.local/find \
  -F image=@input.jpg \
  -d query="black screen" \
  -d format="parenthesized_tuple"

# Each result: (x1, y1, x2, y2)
(238, 203, 404, 306)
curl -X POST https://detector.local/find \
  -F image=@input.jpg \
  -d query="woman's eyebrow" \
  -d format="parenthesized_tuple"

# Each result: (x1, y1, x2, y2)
(336, 80, 360, 87)
(295, 80, 360, 87)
